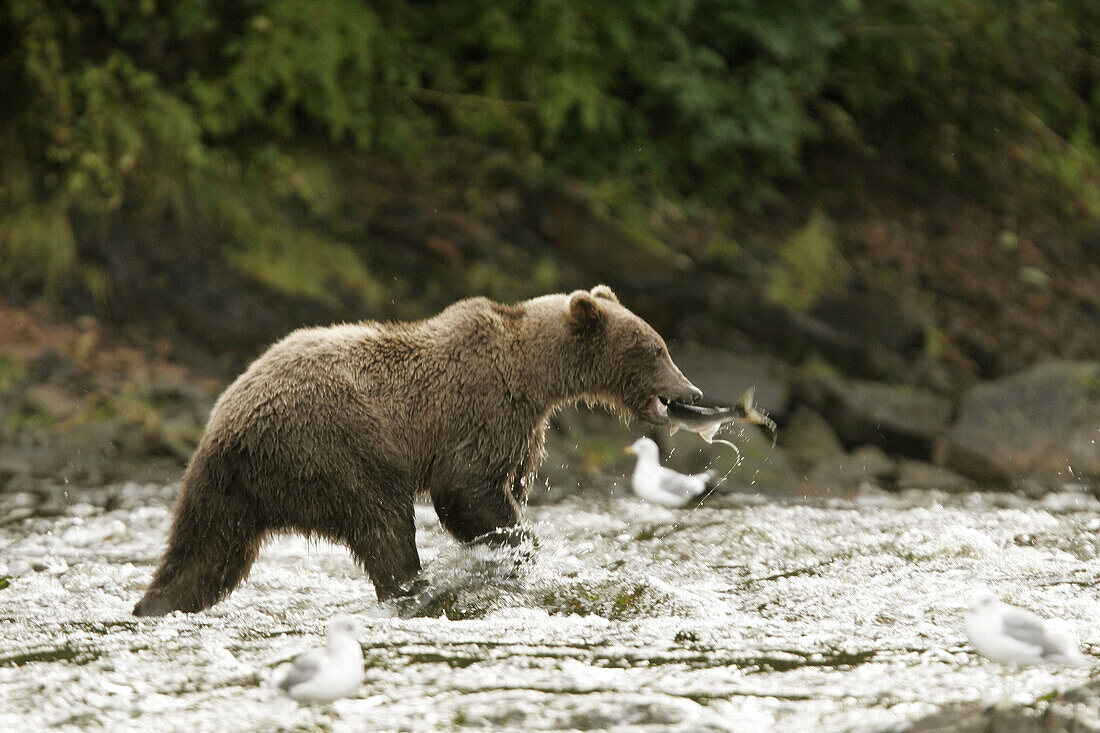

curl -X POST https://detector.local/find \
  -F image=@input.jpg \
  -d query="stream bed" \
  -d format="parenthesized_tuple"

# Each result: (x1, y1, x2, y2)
(1, 481, 1098, 732)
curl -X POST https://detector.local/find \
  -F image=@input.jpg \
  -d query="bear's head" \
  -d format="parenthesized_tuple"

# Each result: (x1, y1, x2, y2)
(566, 285, 701, 424)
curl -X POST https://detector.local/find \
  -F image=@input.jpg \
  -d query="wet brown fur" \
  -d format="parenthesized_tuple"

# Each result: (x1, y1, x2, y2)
(133, 286, 699, 616)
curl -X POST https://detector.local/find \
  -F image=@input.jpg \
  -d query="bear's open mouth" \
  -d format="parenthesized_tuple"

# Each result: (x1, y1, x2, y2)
(653, 395, 670, 419)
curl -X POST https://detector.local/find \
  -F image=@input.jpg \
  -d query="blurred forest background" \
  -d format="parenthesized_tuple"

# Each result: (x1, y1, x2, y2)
(1, 0, 1099, 492)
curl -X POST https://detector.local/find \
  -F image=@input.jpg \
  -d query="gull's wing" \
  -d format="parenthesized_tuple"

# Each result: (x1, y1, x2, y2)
(656, 468, 708, 499)
(277, 649, 326, 691)
(1001, 610, 1068, 658)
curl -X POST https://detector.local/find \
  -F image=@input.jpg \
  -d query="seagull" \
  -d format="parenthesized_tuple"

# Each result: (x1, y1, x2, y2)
(271, 616, 365, 704)
(623, 436, 715, 508)
(964, 589, 1089, 668)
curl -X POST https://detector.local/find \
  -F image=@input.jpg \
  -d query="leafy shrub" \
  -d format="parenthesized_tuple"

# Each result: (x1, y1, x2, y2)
(1, 0, 1097, 300)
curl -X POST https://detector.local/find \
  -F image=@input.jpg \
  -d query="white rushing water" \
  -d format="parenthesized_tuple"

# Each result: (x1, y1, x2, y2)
(1, 482, 1098, 732)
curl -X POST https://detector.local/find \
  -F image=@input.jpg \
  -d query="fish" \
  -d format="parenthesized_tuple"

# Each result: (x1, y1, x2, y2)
(666, 386, 777, 447)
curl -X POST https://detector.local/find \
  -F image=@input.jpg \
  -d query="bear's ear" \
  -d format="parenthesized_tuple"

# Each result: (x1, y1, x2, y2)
(590, 284, 619, 303)
(568, 290, 604, 332)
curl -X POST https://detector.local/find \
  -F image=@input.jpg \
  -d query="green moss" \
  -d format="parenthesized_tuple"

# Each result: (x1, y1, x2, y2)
(1019, 265, 1051, 289)
(202, 163, 385, 309)
(998, 230, 1020, 251)
(5, 406, 55, 431)
(266, 151, 342, 220)
(0, 199, 76, 292)
(703, 233, 743, 264)
(766, 209, 849, 311)
(414, 588, 492, 621)
(0, 644, 102, 667)
(541, 581, 656, 620)
(795, 357, 841, 381)
(0, 356, 29, 394)
(531, 258, 561, 293)
(612, 585, 647, 616)
(923, 325, 951, 362)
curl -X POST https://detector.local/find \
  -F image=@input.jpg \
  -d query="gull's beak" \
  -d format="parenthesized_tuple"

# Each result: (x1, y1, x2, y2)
(623, 445, 635, 455)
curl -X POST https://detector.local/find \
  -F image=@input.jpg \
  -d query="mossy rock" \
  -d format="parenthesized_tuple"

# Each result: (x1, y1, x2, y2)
(939, 360, 1100, 484)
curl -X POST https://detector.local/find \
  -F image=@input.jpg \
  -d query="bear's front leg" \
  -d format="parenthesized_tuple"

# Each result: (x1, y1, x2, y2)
(430, 479, 530, 549)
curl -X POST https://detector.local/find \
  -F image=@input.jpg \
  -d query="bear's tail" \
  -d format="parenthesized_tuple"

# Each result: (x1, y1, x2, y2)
(133, 450, 265, 616)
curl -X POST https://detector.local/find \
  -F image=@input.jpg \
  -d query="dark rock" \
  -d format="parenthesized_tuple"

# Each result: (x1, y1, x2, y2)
(811, 292, 924, 356)
(804, 445, 897, 494)
(903, 678, 1100, 732)
(1079, 228, 1100, 255)
(150, 417, 204, 462)
(778, 406, 846, 474)
(938, 360, 1100, 484)
(798, 374, 955, 458)
(909, 353, 959, 394)
(667, 344, 790, 417)
(21, 384, 82, 421)
(149, 375, 216, 409)
(31, 348, 78, 381)
(895, 460, 971, 492)
(739, 295, 921, 383)
(0, 452, 32, 481)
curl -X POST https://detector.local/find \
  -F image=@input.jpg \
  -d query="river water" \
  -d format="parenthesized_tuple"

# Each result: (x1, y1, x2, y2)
(1, 481, 1097, 732)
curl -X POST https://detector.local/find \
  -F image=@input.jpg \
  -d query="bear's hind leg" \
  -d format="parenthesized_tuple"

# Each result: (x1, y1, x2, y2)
(133, 488, 265, 616)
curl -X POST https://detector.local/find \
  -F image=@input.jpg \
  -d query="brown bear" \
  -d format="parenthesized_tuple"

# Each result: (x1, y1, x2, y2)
(132, 285, 701, 616)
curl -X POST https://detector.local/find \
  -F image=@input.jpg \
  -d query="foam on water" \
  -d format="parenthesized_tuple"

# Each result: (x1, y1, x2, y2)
(1, 485, 1098, 731)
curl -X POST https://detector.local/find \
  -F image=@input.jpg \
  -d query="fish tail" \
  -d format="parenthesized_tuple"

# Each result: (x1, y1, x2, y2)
(737, 386, 778, 444)
(734, 386, 756, 418)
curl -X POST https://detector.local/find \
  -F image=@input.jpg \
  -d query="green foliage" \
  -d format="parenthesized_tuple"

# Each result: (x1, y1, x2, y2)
(828, 0, 1100, 190)
(1, 1, 858, 218)
(1, 0, 1098, 306)
(199, 154, 386, 307)
(414, 0, 855, 204)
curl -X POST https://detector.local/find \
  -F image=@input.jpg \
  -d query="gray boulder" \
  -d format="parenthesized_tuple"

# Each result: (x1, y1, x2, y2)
(779, 406, 846, 474)
(903, 676, 1100, 732)
(799, 374, 955, 458)
(895, 460, 972, 492)
(667, 344, 790, 417)
(938, 360, 1100, 484)
(803, 445, 897, 495)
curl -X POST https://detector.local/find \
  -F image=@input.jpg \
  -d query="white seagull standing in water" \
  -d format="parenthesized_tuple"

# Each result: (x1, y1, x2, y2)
(272, 616, 365, 704)
(624, 436, 715, 508)
(964, 590, 1089, 668)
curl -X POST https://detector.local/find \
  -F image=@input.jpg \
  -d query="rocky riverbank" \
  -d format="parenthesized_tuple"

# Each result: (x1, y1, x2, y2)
(2, 298, 1097, 517)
